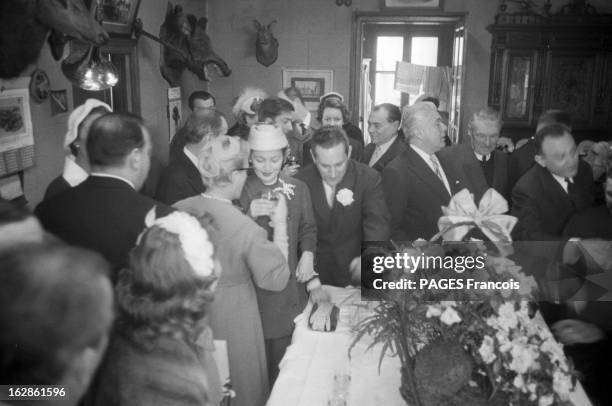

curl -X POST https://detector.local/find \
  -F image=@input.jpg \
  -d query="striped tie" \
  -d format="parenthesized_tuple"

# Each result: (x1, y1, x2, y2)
(430, 155, 443, 182)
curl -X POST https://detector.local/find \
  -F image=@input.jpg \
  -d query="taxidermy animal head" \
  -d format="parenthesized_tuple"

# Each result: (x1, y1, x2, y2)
(0, 0, 108, 79)
(159, 2, 231, 87)
(253, 19, 278, 67)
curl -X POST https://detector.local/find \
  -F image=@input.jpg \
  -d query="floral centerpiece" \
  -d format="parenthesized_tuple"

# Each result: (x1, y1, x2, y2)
(350, 189, 576, 406)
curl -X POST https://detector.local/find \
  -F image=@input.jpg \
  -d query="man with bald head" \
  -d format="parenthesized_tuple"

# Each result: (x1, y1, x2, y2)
(511, 124, 594, 242)
(438, 107, 511, 202)
(36, 113, 173, 278)
(382, 102, 465, 240)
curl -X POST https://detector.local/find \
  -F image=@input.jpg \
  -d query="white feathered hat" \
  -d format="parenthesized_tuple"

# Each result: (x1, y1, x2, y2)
(231, 87, 267, 118)
(64, 99, 112, 149)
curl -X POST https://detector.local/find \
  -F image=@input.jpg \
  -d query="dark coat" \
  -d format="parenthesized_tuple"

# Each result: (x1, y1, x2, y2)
(155, 151, 205, 205)
(42, 175, 71, 201)
(360, 136, 406, 173)
(35, 176, 173, 278)
(295, 160, 390, 287)
(510, 160, 594, 242)
(563, 205, 612, 240)
(509, 137, 537, 187)
(438, 143, 511, 204)
(382, 145, 466, 241)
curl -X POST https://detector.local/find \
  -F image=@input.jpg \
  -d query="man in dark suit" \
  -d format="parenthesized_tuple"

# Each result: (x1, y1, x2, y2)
(360, 103, 406, 172)
(509, 109, 572, 188)
(438, 107, 511, 203)
(295, 126, 390, 287)
(36, 113, 172, 278)
(156, 114, 222, 204)
(382, 102, 465, 241)
(43, 99, 111, 201)
(511, 124, 594, 242)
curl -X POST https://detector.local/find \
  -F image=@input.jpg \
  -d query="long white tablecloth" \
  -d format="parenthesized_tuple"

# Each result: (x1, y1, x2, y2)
(267, 286, 592, 406)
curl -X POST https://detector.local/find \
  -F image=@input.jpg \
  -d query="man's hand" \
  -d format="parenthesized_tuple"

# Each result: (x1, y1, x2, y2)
(309, 301, 333, 331)
(309, 285, 331, 304)
(249, 198, 276, 218)
(296, 251, 315, 282)
(281, 165, 300, 178)
(270, 194, 288, 227)
(552, 319, 605, 345)
(349, 256, 361, 285)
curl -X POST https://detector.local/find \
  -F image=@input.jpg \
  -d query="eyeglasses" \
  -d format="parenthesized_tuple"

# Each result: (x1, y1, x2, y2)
(235, 167, 255, 175)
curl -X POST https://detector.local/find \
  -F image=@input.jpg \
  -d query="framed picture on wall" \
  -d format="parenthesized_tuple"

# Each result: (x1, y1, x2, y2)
(0, 88, 34, 154)
(282, 69, 333, 112)
(380, 0, 444, 11)
(95, 0, 142, 36)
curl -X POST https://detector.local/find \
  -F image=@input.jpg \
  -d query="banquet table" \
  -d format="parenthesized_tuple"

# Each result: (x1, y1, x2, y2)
(266, 285, 593, 406)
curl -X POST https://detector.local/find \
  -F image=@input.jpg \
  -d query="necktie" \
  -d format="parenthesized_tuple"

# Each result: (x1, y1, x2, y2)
(430, 155, 444, 182)
(325, 184, 335, 208)
(564, 177, 574, 194)
(369, 146, 383, 167)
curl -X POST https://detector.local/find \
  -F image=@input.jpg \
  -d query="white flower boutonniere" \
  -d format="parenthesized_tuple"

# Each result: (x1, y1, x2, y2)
(336, 188, 354, 206)
(273, 178, 296, 200)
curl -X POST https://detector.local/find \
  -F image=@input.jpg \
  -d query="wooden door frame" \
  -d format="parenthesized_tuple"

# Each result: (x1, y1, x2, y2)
(350, 12, 467, 130)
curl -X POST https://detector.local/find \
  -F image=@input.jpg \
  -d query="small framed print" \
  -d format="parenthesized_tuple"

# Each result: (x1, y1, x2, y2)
(380, 0, 444, 11)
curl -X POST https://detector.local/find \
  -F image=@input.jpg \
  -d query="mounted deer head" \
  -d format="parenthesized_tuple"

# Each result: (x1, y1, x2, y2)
(253, 19, 278, 67)
(0, 0, 108, 79)
(159, 2, 231, 87)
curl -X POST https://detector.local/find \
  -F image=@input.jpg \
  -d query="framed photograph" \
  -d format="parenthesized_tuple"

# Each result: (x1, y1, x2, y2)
(0, 88, 34, 154)
(95, 0, 142, 36)
(282, 69, 333, 112)
(380, 0, 444, 11)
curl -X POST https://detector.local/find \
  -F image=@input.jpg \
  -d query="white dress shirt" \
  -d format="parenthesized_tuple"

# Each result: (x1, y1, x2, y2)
(369, 135, 397, 167)
(410, 144, 451, 194)
(322, 181, 335, 208)
(62, 156, 88, 187)
(551, 173, 572, 194)
(474, 152, 491, 162)
(183, 146, 199, 169)
(90, 173, 136, 189)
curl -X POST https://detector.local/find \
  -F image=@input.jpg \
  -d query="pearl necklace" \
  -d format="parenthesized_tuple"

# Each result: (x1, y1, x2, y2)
(201, 193, 232, 205)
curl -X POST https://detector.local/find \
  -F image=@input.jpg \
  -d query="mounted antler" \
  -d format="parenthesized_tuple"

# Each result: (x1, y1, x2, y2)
(253, 19, 278, 67)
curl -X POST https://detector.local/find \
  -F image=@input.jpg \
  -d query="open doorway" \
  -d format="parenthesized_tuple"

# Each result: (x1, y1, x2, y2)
(350, 13, 466, 144)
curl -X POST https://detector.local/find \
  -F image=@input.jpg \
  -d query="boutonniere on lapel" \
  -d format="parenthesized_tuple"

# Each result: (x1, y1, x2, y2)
(272, 178, 296, 200)
(336, 188, 354, 206)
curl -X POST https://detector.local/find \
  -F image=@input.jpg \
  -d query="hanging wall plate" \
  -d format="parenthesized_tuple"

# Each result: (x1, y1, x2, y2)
(29, 69, 50, 104)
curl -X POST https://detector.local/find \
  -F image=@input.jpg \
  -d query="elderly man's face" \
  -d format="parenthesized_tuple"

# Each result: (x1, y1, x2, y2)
(536, 132, 579, 179)
(469, 120, 500, 156)
(312, 143, 351, 187)
(415, 108, 447, 153)
(368, 109, 399, 145)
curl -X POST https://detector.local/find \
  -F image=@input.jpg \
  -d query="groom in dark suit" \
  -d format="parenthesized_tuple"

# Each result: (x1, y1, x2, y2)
(156, 114, 223, 204)
(36, 113, 172, 278)
(382, 102, 465, 241)
(438, 107, 511, 203)
(360, 103, 406, 172)
(295, 126, 390, 287)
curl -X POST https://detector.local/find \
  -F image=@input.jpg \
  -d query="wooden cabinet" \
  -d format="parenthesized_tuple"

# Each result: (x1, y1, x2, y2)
(487, 16, 612, 141)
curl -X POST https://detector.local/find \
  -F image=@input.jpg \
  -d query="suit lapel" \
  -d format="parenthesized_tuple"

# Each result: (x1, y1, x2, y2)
(537, 165, 574, 214)
(374, 136, 404, 172)
(304, 167, 333, 223)
(362, 143, 375, 164)
(492, 151, 508, 195)
(405, 147, 450, 202)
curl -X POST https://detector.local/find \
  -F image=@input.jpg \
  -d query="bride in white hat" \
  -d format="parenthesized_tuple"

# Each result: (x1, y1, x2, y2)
(240, 123, 330, 384)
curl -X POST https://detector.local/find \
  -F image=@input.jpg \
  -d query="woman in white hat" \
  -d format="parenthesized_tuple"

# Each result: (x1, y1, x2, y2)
(42, 99, 111, 201)
(174, 135, 289, 406)
(240, 123, 328, 385)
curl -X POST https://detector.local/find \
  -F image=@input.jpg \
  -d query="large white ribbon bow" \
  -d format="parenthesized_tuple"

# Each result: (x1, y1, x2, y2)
(436, 188, 517, 242)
